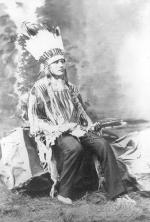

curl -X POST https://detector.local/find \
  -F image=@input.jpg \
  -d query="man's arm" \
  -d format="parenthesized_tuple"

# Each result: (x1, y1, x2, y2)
(28, 86, 55, 135)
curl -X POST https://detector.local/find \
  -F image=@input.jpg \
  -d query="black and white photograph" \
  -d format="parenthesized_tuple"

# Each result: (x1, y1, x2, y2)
(0, 0, 150, 221)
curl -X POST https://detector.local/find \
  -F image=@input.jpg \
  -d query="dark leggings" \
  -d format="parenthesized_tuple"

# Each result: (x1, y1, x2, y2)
(53, 133, 126, 200)
(80, 132, 126, 199)
(53, 135, 84, 199)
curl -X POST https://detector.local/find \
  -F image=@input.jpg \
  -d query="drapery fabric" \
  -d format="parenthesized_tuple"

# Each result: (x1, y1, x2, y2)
(111, 128, 150, 191)
(0, 128, 45, 189)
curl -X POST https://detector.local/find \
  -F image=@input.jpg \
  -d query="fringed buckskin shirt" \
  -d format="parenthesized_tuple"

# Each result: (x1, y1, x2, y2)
(28, 77, 92, 191)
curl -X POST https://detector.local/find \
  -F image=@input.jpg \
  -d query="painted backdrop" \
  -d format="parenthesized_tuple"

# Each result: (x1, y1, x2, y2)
(0, 0, 150, 128)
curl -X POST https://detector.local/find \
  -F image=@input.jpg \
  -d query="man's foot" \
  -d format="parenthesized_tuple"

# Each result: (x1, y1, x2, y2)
(115, 194, 136, 205)
(57, 195, 73, 205)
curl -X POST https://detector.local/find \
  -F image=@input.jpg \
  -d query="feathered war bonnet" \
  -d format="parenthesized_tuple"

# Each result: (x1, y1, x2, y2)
(17, 22, 65, 64)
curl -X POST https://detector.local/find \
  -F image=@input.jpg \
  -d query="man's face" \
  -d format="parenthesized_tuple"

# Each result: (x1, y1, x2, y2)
(48, 58, 66, 76)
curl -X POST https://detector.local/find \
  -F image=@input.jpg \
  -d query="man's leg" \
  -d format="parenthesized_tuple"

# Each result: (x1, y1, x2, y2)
(53, 135, 84, 200)
(80, 132, 126, 200)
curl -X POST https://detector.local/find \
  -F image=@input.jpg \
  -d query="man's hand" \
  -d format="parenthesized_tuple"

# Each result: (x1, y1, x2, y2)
(39, 121, 77, 134)
(87, 122, 102, 132)
(39, 121, 59, 133)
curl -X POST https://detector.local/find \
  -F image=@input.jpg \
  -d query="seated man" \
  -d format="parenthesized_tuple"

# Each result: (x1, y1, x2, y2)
(18, 22, 136, 205)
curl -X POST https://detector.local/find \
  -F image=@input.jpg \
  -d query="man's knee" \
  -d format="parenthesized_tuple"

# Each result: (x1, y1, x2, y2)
(87, 136, 112, 156)
(98, 137, 110, 148)
(96, 138, 116, 160)
(97, 138, 113, 153)
(59, 135, 83, 154)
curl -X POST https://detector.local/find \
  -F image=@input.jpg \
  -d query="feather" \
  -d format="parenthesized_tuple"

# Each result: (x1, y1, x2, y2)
(17, 22, 64, 63)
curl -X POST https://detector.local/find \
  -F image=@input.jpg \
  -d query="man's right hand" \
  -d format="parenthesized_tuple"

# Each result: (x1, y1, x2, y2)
(39, 121, 77, 134)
